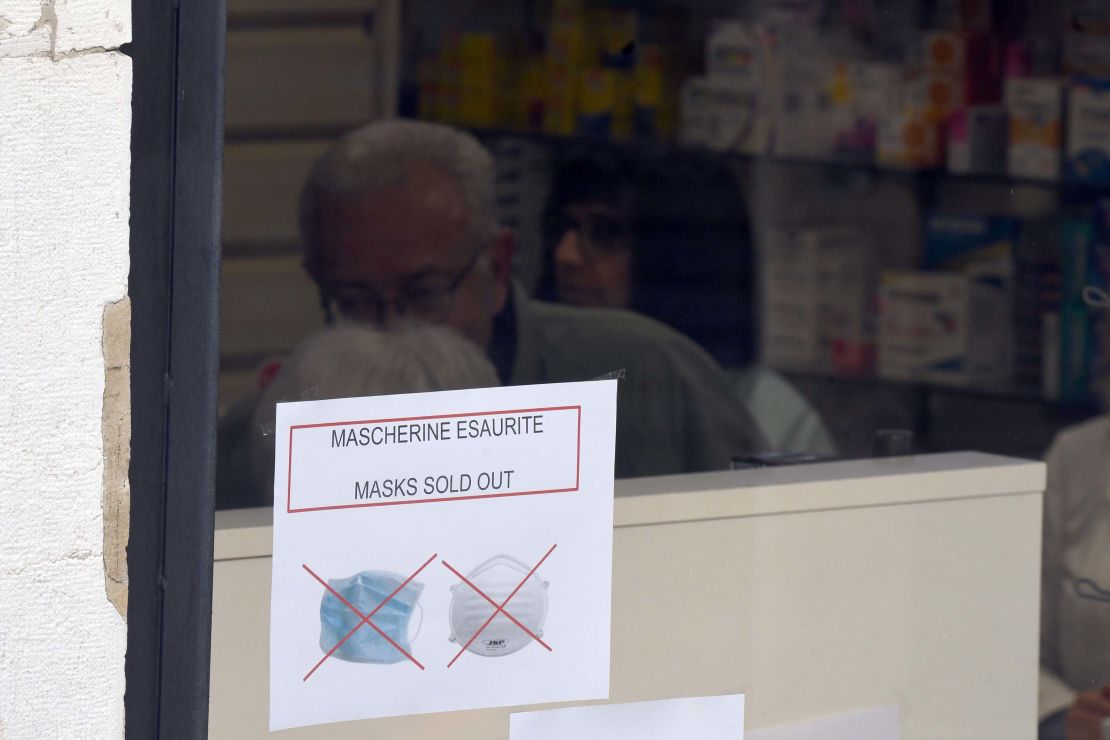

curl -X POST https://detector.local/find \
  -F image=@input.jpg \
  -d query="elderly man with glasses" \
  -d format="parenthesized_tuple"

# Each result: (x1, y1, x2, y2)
(217, 120, 767, 507)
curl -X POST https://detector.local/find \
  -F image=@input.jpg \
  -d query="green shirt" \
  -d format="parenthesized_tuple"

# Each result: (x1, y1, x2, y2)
(504, 286, 768, 478)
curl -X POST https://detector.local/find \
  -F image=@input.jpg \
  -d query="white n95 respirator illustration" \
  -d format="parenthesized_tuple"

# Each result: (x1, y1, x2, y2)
(448, 554, 550, 657)
(318, 570, 424, 664)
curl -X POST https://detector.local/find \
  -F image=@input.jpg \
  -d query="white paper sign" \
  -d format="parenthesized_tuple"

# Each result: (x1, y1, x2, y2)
(510, 695, 745, 739)
(269, 381, 617, 730)
(747, 705, 899, 740)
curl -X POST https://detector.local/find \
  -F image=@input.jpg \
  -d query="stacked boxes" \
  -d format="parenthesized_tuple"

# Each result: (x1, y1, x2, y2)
(877, 214, 1018, 386)
(760, 204, 1110, 399)
(813, 226, 877, 374)
(410, 2, 1110, 183)
(761, 228, 820, 370)
(680, 22, 771, 154)
(458, 33, 502, 128)
(544, 0, 586, 136)
(761, 226, 876, 373)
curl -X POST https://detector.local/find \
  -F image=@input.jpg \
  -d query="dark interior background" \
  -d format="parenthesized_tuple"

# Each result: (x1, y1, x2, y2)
(218, 0, 1109, 471)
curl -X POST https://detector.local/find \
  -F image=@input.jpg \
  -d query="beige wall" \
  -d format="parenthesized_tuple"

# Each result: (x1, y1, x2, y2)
(0, 0, 131, 736)
(209, 454, 1044, 738)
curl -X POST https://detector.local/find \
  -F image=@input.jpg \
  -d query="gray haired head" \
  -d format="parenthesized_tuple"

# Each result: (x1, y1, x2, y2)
(251, 323, 499, 492)
(299, 120, 499, 269)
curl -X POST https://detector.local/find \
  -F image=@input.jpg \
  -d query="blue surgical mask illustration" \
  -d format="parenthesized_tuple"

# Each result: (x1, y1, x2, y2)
(319, 570, 424, 664)
(448, 554, 550, 657)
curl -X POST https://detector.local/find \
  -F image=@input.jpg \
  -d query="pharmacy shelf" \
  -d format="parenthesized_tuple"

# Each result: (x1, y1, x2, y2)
(467, 125, 1110, 198)
(221, 119, 1110, 198)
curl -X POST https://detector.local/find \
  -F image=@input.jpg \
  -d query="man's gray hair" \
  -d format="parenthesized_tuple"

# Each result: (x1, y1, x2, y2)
(251, 323, 500, 492)
(300, 120, 499, 262)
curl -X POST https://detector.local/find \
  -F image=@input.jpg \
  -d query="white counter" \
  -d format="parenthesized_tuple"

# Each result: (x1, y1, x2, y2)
(209, 452, 1045, 738)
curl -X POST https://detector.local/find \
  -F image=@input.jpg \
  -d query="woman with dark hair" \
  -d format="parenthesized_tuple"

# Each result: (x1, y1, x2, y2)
(538, 144, 835, 455)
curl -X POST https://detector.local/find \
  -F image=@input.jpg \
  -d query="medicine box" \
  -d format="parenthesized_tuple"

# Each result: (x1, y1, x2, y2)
(913, 71, 963, 124)
(1065, 0, 1110, 76)
(769, 39, 837, 159)
(1006, 77, 1064, 180)
(830, 62, 901, 159)
(761, 229, 820, 369)
(947, 105, 1007, 174)
(544, 0, 587, 135)
(923, 212, 1018, 271)
(1067, 79, 1110, 186)
(919, 30, 1002, 104)
(684, 21, 773, 153)
(577, 66, 617, 137)
(634, 44, 665, 138)
(922, 31, 966, 78)
(679, 76, 768, 153)
(706, 22, 766, 86)
(879, 271, 1013, 386)
(761, 226, 876, 372)
(458, 33, 502, 128)
(811, 226, 876, 374)
(878, 108, 942, 169)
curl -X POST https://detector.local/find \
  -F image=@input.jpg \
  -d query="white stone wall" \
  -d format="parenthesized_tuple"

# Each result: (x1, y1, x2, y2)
(0, 0, 131, 737)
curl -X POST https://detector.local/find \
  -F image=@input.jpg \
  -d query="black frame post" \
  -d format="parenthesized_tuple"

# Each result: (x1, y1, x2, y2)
(125, 0, 225, 737)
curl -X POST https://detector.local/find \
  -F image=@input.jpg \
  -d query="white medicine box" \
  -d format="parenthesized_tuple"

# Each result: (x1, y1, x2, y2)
(879, 271, 1013, 386)
(761, 229, 820, 369)
(1067, 80, 1110, 185)
(1005, 77, 1064, 180)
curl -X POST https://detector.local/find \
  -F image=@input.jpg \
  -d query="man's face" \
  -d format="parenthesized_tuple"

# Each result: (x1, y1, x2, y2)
(308, 167, 511, 350)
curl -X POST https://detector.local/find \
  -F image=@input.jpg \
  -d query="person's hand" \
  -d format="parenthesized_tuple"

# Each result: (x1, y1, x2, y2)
(1066, 686, 1110, 740)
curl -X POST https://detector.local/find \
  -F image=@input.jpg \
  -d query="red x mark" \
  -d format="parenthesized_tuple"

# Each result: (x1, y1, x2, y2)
(302, 553, 436, 680)
(442, 544, 557, 668)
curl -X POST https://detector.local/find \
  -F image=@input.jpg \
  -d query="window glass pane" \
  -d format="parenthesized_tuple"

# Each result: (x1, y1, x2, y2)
(213, 1, 1109, 734)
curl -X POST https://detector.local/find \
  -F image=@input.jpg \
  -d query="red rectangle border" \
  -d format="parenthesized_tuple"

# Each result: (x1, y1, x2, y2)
(285, 405, 582, 514)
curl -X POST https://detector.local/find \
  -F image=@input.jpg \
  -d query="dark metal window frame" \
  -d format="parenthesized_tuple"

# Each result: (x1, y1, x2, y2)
(125, 0, 225, 736)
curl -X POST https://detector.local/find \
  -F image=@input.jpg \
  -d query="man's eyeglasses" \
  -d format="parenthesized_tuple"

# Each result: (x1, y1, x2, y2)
(323, 247, 485, 325)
